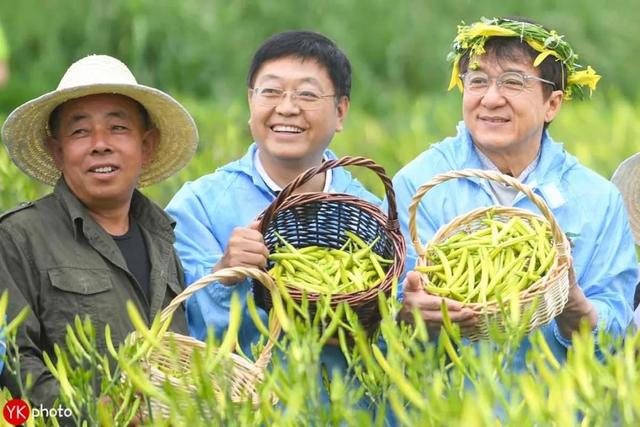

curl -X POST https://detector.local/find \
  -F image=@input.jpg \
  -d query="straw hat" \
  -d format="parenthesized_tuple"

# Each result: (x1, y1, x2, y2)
(612, 152, 640, 244)
(1, 54, 198, 187)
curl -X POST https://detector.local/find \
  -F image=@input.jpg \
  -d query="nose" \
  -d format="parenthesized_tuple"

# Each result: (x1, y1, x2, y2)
(480, 79, 506, 107)
(90, 127, 112, 153)
(274, 92, 301, 115)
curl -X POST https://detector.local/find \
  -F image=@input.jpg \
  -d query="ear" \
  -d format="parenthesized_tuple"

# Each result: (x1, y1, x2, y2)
(44, 136, 64, 171)
(544, 89, 564, 123)
(141, 128, 159, 166)
(334, 96, 350, 133)
(247, 89, 256, 127)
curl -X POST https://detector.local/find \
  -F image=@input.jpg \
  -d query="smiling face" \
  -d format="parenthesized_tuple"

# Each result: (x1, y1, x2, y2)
(462, 53, 563, 165)
(248, 56, 349, 171)
(45, 93, 157, 211)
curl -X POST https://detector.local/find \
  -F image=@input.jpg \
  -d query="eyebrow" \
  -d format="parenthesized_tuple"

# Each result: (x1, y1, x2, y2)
(66, 110, 131, 125)
(473, 66, 528, 74)
(256, 74, 323, 88)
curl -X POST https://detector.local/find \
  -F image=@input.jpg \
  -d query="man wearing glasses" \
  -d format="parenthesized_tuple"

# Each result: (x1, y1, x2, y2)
(166, 30, 378, 380)
(393, 17, 636, 367)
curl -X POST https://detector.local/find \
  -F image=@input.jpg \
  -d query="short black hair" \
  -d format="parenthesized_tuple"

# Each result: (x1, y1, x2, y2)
(246, 30, 352, 99)
(47, 96, 151, 137)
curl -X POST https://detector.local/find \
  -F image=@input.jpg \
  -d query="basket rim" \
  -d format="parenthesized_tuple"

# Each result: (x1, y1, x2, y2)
(408, 169, 570, 262)
(257, 195, 406, 305)
(407, 170, 572, 332)
(415, 205, 571, 311)
(126, 267, 281, 380)
(258, 156, 401, 234)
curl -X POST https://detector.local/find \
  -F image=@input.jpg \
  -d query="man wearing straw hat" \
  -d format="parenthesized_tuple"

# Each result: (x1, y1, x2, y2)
(394, 17, 637, 364)
(166, 31, 379, 387)
(611, 154, 640, 326)
(0, 54, 198, 408)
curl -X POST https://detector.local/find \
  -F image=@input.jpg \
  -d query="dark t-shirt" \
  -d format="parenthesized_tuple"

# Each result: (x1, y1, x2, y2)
(112, 220, 151, 302)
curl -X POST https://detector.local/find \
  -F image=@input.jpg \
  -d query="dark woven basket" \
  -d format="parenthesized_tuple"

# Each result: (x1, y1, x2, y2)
(253, 156, 406, 333)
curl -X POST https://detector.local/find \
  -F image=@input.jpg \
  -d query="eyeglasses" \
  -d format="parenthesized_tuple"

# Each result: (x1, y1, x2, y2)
(460, 71, 556, 97)
(250, 87, 336, 110)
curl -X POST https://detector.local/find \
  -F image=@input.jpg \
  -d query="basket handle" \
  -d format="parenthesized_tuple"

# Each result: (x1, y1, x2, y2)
(159, 267, 281, 361)
(258, 156, 399, 232)
(408, 169, 568, 259)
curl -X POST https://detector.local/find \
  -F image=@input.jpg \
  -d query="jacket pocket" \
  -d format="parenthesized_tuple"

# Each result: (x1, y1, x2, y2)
(48, 268, 113, 295)
(45, 268, 115, 352)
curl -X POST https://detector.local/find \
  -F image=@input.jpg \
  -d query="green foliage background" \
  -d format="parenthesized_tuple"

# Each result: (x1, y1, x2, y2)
(1, 0, 639, 209)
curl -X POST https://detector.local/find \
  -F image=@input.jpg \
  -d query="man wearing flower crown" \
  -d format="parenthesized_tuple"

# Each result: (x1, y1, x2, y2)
(394, 17, 637, 365)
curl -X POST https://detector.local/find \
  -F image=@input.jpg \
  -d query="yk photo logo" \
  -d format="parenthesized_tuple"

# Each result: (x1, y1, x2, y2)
(3, 398, 72, 425)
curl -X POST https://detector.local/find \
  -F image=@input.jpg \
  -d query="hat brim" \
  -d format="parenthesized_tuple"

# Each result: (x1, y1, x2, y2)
(2, 83, 198, 187)
(612, 152, 640, 245)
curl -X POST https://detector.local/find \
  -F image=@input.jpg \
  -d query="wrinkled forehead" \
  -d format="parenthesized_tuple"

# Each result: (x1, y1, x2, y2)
(48, 93, 151, 136)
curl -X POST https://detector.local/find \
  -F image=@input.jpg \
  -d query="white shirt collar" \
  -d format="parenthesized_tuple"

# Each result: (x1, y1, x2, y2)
(473, 145, 540, 206)
(254, 149, 332, 193)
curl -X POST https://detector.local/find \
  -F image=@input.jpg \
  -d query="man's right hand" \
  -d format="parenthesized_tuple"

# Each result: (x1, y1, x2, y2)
(213, 221, 269, 285)
(400, 271, 478, 336)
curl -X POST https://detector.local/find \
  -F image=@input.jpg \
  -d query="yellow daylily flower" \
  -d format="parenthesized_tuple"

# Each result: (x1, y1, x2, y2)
(463, 22, 518, 39)
(533, 49, 561, 67)
(568, 66, 601, 94)
(448, 57, 463, 92)
(526, 39, 546, 53)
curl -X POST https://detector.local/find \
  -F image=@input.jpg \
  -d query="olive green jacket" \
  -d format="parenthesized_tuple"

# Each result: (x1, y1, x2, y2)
(0, 179, 188, 407)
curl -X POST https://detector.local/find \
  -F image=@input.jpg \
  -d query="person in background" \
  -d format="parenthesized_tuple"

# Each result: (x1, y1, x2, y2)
(611, 152, 640, 327)
(392, 17, 637, 365)
(0, 54, 198, 407)
(166, 31, 378, 382)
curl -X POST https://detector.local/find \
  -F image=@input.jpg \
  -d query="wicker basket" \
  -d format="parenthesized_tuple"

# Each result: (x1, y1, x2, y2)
(131, 267, 280, 419)
(408, 169, 571, 341)
(254, 156, 406, 333)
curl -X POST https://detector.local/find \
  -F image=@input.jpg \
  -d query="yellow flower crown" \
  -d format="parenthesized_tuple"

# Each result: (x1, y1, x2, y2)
(447, 17, 601, 100)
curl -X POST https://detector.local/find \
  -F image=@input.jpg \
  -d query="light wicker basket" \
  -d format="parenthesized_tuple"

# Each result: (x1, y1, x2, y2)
(408, 169, 572, 340)
(131, 267, 280, 419)
(255, 156, 406, 334)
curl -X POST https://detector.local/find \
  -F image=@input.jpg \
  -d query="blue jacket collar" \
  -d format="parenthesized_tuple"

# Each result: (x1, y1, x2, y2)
(445, 121, 577, 188)
(219, 143, 348, 194)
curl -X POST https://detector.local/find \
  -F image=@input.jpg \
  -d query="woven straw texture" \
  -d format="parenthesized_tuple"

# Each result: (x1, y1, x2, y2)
(408, 169, 571, 341)
(1, 54, 198, 187)
(255, 156, 406, 333)
(131, 267, 279, 419)
(611, 152, 640, 244)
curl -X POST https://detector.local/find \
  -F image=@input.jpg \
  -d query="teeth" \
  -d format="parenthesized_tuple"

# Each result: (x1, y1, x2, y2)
(93, 166, 114, 173)
(272, 125, 303, 133)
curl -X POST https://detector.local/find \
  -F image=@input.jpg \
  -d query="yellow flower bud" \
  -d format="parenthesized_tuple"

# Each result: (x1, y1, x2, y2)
(568, 66, 601, 94)
(448, 57, 463, 92)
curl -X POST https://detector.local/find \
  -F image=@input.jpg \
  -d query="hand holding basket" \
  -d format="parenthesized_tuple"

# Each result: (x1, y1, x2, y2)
(256, 156, 406, 333)
(408, 169, 572, 340)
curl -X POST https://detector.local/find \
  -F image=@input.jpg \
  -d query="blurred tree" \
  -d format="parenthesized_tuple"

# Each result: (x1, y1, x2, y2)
(0, 19, 8, 88)
(0, 0, 638, 115)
